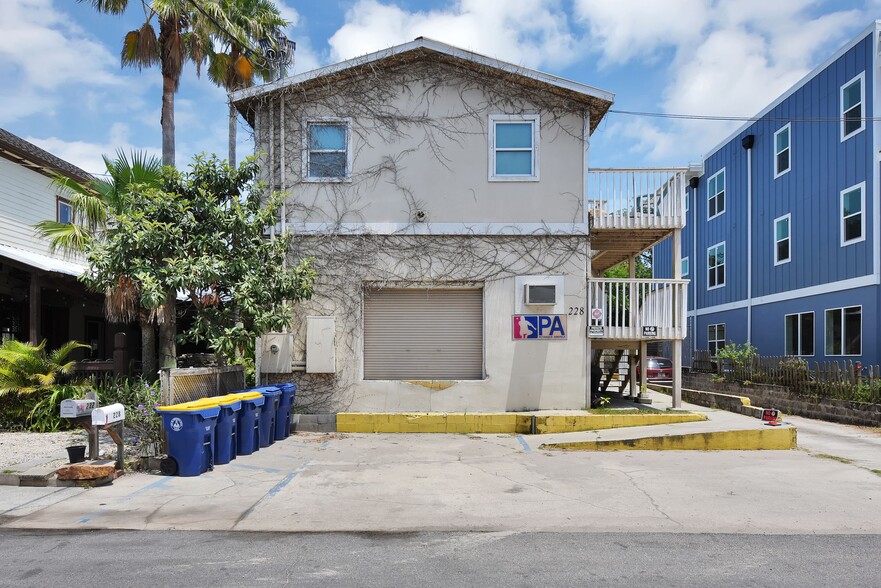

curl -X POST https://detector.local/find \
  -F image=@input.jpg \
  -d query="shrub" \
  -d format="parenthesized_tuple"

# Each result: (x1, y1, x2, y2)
(93, 377, 162, 446)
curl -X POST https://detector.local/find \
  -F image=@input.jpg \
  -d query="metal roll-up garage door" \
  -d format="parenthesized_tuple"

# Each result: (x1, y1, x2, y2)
(364, 288, 483, 380)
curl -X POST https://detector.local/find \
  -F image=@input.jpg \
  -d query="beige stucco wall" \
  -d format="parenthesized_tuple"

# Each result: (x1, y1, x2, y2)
(254, 62, 587, 226)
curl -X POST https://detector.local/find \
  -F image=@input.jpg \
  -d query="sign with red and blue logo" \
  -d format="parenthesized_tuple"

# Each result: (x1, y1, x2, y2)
(512, 315, 567, 340)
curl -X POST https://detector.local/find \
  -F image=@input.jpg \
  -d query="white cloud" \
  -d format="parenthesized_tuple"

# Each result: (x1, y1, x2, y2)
(328, 0, 579, 69)
(573, 0, 710, 64)
(27, 123, 161, 176)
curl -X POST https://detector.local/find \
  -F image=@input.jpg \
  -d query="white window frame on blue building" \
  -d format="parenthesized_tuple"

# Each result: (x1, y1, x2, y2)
(708, 323, 725, 356)
(774, 123, 791, 178)
(681, 256, 689, 277)
(774, 213, 791, 265)
(707, 168, 725, 220)
(707, 241, 725, 290)
(840, 182, 865, 246)
(824, 305, 861, 356)
(784, 311, 814, 356)
(840, 71, 865, 142)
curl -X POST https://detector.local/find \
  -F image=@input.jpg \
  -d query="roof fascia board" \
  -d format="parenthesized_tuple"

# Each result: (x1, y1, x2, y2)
(702, 21, 878, 160)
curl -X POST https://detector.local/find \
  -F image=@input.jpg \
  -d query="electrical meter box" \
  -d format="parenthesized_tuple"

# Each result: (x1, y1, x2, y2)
(306, 316, 336, 374)
(260, 332, 294, 373)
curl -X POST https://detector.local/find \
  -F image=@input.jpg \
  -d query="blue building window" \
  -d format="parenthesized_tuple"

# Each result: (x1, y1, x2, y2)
(774, 214, 791, 265)
(707, 242, 725, 289)
(681, 256, 689, 277)
(708, 323, 725, 356)
(785, 312, 813, 356)
(489, 114, 539, 180)
(774, 124, 791, 178)
(840, 183, 865, 246)
(707, 169, 724, 219)
(825, 306, 861, 356)
(840, 72, 865, 141)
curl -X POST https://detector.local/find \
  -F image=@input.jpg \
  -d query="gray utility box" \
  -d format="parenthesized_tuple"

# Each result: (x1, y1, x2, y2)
(260, 332, 294, 373)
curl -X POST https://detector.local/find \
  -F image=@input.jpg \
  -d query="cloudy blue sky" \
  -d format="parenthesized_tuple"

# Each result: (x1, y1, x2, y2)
(0, 0, 877, 175)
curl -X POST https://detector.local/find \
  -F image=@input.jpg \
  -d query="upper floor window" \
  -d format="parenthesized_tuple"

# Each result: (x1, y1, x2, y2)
(841, 72, 865, 141)
(708, 323, 725, 356)
(707, 168, 725, 219)
(56, 197, 72, 224)
(840, 182, 865, 246)
(785, 312, 814, 356)
(774, 213, 791, 265)
(825, 306, 861, 356)
(305, 119, 350, 180)
(707, 241, 725, 289)
(489, 114, 539, 181)
(681, 256, 689, 277)
(774, 124, 791, 177)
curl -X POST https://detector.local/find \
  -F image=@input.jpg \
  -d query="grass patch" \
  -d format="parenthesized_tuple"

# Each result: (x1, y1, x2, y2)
(665, 409, 691, 413)
(1, 469, 14, 474)
(588, 408, 643, 414)
(870, 469, 881, 477)
(814, 453, 854, 464)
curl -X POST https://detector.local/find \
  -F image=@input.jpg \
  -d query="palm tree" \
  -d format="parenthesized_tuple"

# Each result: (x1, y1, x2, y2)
(0, 340, 89, 396)
(205, 0, 286, 167)
(35, 151, 163, 379)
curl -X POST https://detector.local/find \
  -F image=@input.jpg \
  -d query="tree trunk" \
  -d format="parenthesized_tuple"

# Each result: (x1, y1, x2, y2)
(158, 16, 177, 168)
(229, 100, 237, 168)
(140, 314, 157, 382)
(158, 290, 177, 369)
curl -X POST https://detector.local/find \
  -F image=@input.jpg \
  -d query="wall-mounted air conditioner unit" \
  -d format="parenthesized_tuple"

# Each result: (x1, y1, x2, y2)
(524, 284, 557, 305)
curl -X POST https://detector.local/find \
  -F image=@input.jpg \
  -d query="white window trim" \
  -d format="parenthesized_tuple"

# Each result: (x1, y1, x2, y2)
(708, 323, 726, 356)
(682, 256, 689, 277)
(488, 114, 540, 182)
(774, 123, 791, 179)
(707, 241, 725, 291)
(707, 168, 725, 220)
(774, 213, 791, 266)
(302, 117, 353, 183)
(56, 197, 72, 224)
(840, 71, 866, 142)
(840, 181, 866, 247)
(824, 305, 862, 357)
(784, 311, 814, 357)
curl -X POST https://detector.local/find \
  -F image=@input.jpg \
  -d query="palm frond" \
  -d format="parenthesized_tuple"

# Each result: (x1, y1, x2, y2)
(33, 220, 94, 254)
(77, 0, 129, 15)
(121, 22, 159, 70)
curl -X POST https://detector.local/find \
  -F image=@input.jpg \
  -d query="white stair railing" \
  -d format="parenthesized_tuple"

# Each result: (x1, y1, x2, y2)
(587, 278, 688, 340)
(587, 168, 687, 229)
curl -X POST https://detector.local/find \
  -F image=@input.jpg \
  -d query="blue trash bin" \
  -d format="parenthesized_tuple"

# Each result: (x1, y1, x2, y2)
(254, 387, 281, 448)
(212, 395, 242, 465)
(275, 383, 297, 441)
(156, 402, 220, 477)
(230, 391, 264, 456)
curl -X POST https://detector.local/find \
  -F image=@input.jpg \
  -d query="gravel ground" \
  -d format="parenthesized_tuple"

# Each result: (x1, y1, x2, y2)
(0, 430, 90, 470)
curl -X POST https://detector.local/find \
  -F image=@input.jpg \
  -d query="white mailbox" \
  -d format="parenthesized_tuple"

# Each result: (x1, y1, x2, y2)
(92, 403, 126, 426)
(60, 398, 97, 418)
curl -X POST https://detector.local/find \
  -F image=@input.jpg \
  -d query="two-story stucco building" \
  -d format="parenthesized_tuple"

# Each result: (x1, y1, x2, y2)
(232, 39, 688, 412)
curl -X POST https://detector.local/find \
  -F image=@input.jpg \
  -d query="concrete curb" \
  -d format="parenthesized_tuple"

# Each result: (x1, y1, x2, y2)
(336, 411, 707, 434)
(540, 426, 798, 451)
(649, 384, 765, 418)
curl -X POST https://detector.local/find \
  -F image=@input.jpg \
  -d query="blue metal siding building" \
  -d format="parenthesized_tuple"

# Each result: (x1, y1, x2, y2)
(654, 23, 881, 365)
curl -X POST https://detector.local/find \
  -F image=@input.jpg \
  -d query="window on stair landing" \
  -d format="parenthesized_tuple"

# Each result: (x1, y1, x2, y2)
(840, 72, 865, 141)
(784, 312, 814, 356)
(708, 323, 725, 357)
(489, 114, 539, 181)
(305, 119, 350, 180)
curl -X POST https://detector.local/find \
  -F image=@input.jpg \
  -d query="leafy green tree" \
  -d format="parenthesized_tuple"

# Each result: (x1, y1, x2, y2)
(83, 154, 316, 368)
(35, 150, 163, 377)
(0, 340, 89, 396)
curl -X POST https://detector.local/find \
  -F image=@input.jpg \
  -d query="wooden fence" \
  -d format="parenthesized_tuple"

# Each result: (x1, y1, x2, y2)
(691, 351, 881, 404)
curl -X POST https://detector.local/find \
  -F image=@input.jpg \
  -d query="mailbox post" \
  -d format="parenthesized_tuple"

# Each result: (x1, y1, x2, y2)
(92, 403, 126, 469)
(59, 398, 98, 459)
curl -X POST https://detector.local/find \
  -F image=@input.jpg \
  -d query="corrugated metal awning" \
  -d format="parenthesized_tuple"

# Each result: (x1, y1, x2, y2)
(0, 243, 86, 277)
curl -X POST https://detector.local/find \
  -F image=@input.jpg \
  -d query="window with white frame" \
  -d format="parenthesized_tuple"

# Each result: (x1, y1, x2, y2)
(841, 72, 865, 141)
(56, 197, 72, 224)
(784, 312, 814, 356)
(708, 323, 725, 356)
(489, 114, 539, 180)
(707, 168, 725, 219)
(774, 124, 791, 177)
(681, 256, 689, 277)
(840, 183, 865, 245)
(305, 120, 349, 180)
(707, 242, 725, 289)
(774, 213, 791, 265)
(825, 306, 861, 356)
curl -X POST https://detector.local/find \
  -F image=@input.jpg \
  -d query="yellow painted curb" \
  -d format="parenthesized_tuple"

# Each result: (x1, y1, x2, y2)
(336, 411, 707, 434)
(541, 427, 797, 451)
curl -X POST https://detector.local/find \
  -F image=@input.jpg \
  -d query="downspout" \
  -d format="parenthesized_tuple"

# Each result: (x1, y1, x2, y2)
(689, 176, 698, 357)
(742, 134, 755, 343)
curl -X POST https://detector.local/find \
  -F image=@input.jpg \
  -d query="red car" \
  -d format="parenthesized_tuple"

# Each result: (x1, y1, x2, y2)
(640, 356, 673, 384)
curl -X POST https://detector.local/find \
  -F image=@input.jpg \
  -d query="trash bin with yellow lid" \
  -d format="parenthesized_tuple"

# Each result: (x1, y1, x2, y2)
(210, 395, 242, 465)
(252, 387, 281, 448)
(155, 402, 220, 476)
(228, 391, 265, 456)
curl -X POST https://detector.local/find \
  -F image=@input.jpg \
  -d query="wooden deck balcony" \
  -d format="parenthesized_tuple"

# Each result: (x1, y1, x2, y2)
(587, 168, 687, 271)
(587, 278, 688, 342)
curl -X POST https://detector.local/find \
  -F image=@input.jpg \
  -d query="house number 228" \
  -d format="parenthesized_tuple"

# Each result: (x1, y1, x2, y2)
(568, 307, 584, 316)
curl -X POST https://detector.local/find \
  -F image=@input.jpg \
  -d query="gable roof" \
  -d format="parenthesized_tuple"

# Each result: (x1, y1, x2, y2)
(231, 37, 615, 134)
(0, 128, 92, 183)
